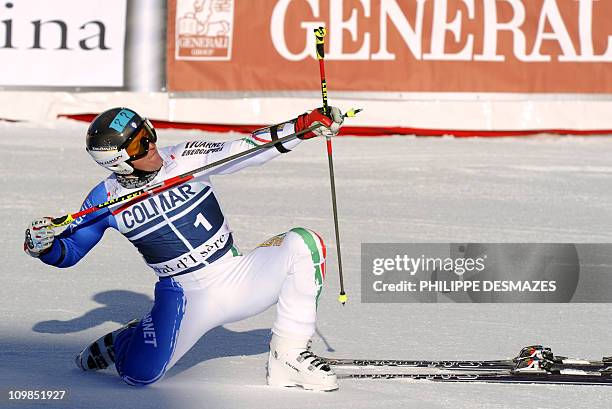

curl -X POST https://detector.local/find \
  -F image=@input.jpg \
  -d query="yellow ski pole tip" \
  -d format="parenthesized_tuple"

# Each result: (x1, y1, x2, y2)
(338, 293, 348, 304)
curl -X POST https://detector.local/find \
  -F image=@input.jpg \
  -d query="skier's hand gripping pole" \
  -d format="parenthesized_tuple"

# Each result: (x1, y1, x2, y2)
(314, 26, 348, 305)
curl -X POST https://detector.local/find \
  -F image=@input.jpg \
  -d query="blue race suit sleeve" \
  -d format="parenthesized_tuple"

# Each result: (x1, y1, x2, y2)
(39, 182, 117, 268)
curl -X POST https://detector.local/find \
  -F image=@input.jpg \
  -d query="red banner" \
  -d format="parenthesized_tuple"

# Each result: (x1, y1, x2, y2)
(167, 0, 612, 93)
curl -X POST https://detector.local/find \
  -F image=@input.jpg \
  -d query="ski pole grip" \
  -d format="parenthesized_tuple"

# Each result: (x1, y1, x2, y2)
(51, 214, 74, 228)
(314, 26, 325, 60)
(314, 27, 329, 116)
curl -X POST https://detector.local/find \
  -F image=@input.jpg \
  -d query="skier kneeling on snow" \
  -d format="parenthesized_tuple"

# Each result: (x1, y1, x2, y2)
(24, 106, 343, 391)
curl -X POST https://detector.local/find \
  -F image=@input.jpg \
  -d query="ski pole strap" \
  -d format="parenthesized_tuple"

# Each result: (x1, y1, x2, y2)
(270, 124, 291, 153)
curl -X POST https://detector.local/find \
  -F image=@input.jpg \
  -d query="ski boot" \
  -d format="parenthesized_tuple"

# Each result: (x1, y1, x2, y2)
(75, 319, 139, 371)
(267, 334, 338, 391)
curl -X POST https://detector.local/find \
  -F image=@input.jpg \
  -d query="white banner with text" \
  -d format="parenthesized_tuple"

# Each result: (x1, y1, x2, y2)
(0, 0, 126, 87)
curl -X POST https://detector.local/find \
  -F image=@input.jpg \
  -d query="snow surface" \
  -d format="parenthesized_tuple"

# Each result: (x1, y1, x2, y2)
(2, 120, 612, 408)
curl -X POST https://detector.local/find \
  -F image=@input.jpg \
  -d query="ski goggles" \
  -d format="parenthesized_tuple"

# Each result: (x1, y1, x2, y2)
(120, 119, 158, 161)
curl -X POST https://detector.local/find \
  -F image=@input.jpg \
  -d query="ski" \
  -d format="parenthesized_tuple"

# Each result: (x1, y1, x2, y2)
(336, 371, 612, 386)
(324, 357, 609, 372)
(322, 345, 612, 372)
(325, 357, 514, 371)
(324, 345, 612, 385)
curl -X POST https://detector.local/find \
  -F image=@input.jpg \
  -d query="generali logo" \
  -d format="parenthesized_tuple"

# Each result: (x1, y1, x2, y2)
(175, 0, 234, 61)
(270, 0, 612, 62)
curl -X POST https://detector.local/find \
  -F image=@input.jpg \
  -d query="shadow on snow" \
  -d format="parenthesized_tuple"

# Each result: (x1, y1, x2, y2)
(32, 289, 271, 381)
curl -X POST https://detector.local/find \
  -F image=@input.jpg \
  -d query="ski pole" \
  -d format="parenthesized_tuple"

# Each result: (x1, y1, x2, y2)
(314, 26, 348, 305)
(49, 123, 323, 228)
